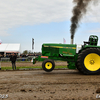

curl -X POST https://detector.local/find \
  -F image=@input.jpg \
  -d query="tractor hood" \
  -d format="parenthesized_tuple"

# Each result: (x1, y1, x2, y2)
(42, 43, 76, 57)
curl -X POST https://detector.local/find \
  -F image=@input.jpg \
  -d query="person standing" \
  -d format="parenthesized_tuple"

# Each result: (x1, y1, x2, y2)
(10, 53, 17, 70)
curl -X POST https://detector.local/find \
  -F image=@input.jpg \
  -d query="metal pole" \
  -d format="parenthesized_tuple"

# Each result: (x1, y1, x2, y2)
(0, 57, 1, 70)
(71, 39, 73, 44)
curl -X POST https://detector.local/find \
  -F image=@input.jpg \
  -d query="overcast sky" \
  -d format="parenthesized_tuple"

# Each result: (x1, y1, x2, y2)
(0, 0, 100, 52)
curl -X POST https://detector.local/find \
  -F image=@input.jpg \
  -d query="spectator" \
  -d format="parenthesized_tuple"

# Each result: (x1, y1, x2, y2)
(10, 53, 17, 70)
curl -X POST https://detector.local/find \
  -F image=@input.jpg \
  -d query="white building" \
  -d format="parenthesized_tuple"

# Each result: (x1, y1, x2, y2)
(0, 43, 21, 56)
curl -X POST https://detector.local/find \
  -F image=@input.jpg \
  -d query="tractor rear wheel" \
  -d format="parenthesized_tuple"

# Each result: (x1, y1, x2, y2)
(77, 48, 100, 75)
(42, 59, 55, 72)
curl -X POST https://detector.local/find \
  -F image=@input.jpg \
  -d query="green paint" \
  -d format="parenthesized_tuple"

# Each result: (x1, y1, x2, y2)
(42, 43, 76, 57)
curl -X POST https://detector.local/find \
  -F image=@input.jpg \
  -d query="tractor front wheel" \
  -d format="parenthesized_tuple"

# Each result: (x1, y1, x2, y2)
(77, 48, 100, 75)
(42, 59, 55, 72)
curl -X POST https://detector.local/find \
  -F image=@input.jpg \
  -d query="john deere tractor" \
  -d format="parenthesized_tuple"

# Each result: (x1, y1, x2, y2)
(33, 35, 100, 75)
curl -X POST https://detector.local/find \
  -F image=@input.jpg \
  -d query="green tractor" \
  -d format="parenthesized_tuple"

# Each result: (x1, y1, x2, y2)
(33, 35, 100, 75)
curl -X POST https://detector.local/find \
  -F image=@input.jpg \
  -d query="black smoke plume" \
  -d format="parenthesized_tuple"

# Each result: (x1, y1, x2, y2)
(70, 0, 91, 43)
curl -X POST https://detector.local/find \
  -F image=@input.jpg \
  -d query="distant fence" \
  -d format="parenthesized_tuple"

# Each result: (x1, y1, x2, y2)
(1, 56, 36, 62)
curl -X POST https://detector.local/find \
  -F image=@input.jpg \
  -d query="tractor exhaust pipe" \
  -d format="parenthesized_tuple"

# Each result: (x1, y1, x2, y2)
(71, 37, 74, 44)
(71, 39, 73, 44)
(71, 35, 73, 44)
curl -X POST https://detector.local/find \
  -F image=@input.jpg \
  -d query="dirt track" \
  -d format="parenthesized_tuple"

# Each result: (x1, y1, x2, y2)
(0, 69, 100, 100)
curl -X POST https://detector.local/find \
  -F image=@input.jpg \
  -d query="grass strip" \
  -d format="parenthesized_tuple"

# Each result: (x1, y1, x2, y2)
(1, 66, 67, 70)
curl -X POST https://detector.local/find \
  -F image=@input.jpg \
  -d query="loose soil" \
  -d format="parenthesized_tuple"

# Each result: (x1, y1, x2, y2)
(0, 69, 100, 100)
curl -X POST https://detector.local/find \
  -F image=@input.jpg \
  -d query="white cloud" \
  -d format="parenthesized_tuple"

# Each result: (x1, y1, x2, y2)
(0, 0, 73, 36)
(82, 0, 100, 23)
(0, 0, 100, 36)
(88, 28, 100, 33)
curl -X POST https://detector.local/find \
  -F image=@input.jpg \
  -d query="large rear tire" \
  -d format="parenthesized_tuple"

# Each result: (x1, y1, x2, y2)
(42, 59, 55, 72)
(77, 48, 100, 75)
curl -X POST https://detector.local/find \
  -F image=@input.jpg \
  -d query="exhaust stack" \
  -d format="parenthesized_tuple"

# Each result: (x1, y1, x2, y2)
(71, 39, 73, 44)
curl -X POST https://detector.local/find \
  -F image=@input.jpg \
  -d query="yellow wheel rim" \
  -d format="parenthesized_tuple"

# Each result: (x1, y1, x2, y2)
(45, 62, 52, 69)
(84, 53, 100, 71)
